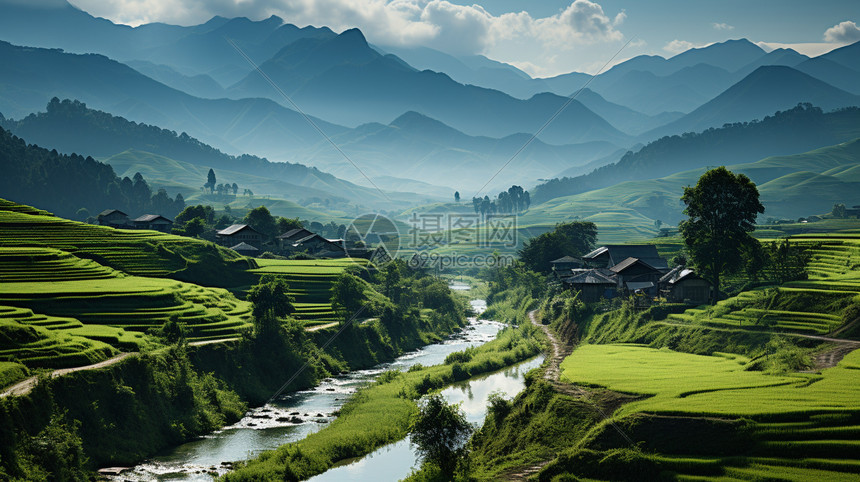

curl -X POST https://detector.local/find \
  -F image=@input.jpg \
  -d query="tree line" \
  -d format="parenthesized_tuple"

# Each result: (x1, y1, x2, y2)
(0, 126, 184, 220)
(471, 185, 531, 216)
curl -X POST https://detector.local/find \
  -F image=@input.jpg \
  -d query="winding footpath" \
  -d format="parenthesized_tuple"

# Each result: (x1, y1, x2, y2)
(1, 352, 135, 398)
(0, 320, 358, 399)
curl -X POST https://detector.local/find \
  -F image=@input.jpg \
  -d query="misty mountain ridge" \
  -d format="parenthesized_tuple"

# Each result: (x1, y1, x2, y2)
(647, 65, 860, 139)
(227, 28, 632, 145)
(532, 104, 860, 204)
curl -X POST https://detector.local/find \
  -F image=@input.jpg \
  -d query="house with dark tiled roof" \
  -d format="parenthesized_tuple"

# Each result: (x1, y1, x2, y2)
(659, 266, 711, 304)
(132, 214, 173, 233)
(97, 209, 130, 228)
(582, 245, 669, 271)
(610, 257, 664, 296)
(277, 228, 315, 247)
(562, 268, 618, 302)
(216, 224, 262, 249)
(550, 255, 582, 274)
(286, 233, 346, 258)
(230, 242, 260, 257)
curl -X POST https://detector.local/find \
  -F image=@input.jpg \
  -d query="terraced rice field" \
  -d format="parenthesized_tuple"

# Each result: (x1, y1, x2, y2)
(561, 344, 860, 480)
(0, 305, 117, 369)
(0, 206, 253, 279)
(252, 258, 369, 325)
(659, 236, 860, 337)
(0, 248, 253, 342)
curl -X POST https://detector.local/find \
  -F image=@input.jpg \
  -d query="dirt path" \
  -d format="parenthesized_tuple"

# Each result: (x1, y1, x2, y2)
(1, 352, 134, 398)
(187, 337, 240, 347)
(660, 321, 860, 371)
(306, 322, 339, 332)
(503, 310, 580, 481)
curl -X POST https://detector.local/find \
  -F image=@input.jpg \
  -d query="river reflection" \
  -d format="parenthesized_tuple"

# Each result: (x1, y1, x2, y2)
(115, 300, 503, 481)
(308, 355, 545, 482)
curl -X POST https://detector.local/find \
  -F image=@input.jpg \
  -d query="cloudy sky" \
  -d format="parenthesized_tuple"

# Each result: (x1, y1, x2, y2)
(69, 0, 860, 77)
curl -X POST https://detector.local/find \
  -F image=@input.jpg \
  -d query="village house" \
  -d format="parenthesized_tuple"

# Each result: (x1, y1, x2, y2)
(659, 266, 711, 304)
(97, 209, 130, 228)
(277, 228, 315, 249)
(610, 257, 665, 297)
(550, 256, 582, 276)
(581, 245, 669, 271)
(230, 242, 260, 258)
(132, 214, 173, 233)
(560, 244, 671, 302)
(285, 233, 347, 258)
(216, 224, 263, 249)
(562, 268, 618, 303)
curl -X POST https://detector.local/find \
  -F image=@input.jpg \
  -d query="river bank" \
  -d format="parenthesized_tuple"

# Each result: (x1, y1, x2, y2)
(220, 307, 544, 481)
(115, 300, 502, 480)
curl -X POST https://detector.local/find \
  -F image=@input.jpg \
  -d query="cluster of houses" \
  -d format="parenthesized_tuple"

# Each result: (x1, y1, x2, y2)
(97, 210, 353, 259)
(553, 244, 711, 305)
(97, 210, 174, 233)
(213, 224, 353, 258)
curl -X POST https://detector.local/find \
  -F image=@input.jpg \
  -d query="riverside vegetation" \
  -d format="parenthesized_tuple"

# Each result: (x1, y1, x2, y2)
(445, 229, 860, 480)
(0, 200, 473, 479)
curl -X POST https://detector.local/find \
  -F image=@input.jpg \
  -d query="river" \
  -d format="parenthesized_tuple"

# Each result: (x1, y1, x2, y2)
(115, 297, 541, 481)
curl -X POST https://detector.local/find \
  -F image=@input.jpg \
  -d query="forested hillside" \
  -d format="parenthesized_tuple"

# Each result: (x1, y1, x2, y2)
(533, 104, 860, 204)
(0, 125, 182, 219)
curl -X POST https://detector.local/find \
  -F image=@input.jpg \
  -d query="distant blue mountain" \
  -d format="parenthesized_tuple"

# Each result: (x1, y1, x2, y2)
(646, 65, 860, 139)
(0, 40, 347, 159)
(229, 28, 631, 145)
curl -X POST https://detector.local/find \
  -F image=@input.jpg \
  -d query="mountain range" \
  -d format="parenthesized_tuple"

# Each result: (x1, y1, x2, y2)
(1, 0, 859, 213)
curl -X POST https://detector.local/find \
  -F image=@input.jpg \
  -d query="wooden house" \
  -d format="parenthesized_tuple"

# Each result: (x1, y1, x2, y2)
(277, 228, 315, 248)
(550, 255, 582, 274)
(97, 209, 130, 228)
(216, 224, 263, 249)
(132, 214, 173, 233)
(659, 267, 711, 304)
(562, 269, 618, 302)
(582, 245, 669, 271)
(610, 257, 664, 297)
(287, 233, 346, 257)
(230, 242, 260, 257)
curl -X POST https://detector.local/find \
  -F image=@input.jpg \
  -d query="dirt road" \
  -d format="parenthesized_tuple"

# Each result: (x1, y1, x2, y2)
(1, 352, 134, 398)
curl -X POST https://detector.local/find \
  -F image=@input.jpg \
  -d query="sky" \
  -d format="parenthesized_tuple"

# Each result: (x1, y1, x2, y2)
(68, 0, 860, 77)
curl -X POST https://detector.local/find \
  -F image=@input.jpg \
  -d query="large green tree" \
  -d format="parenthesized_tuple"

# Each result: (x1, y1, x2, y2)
(409, 394, 472, 477)
(247, 275, 295, 337)
(518, 221, 597, 273)
(330, 273, 367, 322)
(243, 205, 278, 240)
(680, 167, 764, 304)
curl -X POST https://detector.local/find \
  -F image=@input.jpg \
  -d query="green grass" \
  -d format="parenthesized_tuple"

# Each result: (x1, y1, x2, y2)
(0, 201, 256, 286)
(0, 315, 117, 371)
(0, 361, 29, 388)
(223, 323, 544, 481)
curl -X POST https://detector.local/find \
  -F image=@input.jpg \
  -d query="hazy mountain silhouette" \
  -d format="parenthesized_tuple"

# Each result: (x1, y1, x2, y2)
(646, 66, 860, 139)
(0, 1, 336, 86)
(820, 41, 860, 73)
(302, 110, 620, 190)
(229, 29, 631, 145)
(532, 104, 860, 204)
(795, 57, 860, 95)
(0, 98, 407, 208)
(0, 40, 348, 159)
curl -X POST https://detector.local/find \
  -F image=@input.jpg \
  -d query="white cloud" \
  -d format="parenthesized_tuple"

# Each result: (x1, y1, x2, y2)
(823, 20, 860, 43)
(712, 22, 733, 30)
(69, 0, 630, 74)
(755, 41, 845, 57)
(662, 39, 702, 54)
(71, 0, 626, 54)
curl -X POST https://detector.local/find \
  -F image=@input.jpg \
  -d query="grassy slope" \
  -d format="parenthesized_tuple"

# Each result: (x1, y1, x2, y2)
(222, 323, 543, 481)
(517, 138, 860, 244)
(535, 234, 860, 480)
